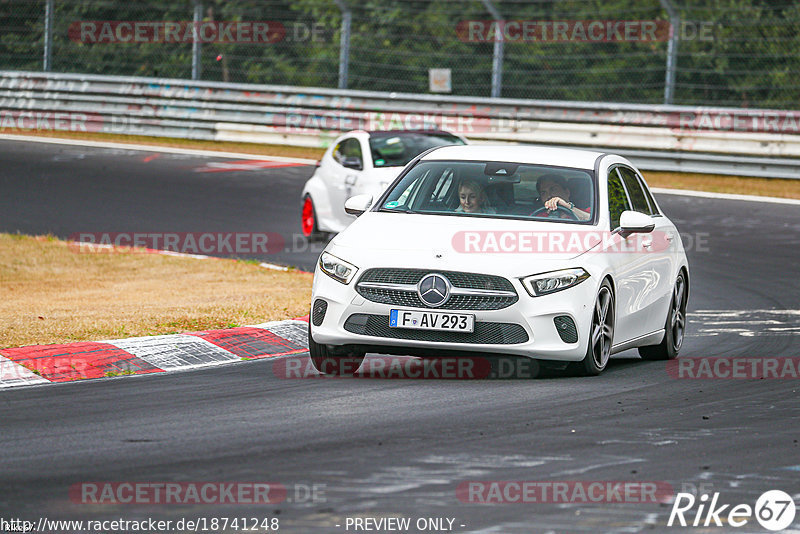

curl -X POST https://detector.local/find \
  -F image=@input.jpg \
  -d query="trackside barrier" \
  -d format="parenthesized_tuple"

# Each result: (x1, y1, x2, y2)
(1, 70, 799, 178)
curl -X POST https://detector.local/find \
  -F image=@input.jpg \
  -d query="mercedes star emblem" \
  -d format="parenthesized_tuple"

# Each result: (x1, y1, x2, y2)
(417, 273, 451, 307)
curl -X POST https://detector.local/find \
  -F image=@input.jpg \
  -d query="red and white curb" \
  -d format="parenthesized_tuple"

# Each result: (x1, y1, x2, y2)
(0, 317, 310, 389)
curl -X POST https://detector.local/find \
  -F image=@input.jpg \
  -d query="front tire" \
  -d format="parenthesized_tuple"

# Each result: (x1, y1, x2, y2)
(575, 279, 615, 376)
(308, 322, 365, 376)
(639, 272, 687, 361)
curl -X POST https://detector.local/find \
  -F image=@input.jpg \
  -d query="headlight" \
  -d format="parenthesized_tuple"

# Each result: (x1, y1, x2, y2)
(319, 252, 358, 284)
(520, 268, 590, 297)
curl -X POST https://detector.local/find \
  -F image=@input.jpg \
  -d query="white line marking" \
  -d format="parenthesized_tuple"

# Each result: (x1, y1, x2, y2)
(692, 309, 800, 316)
(68, 241, 303, 272)
(195, 159, 305, 173)
(259, 262, 289, 271)
(651, 187, 800, 206)
(0, 134, 317, 164)
(701, 320, 783, 325)
(690, 309, 800, 337)
(550, 457, 645, 476)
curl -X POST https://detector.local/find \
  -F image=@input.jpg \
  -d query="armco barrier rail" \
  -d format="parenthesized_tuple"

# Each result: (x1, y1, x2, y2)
(1, 70, 799, 179)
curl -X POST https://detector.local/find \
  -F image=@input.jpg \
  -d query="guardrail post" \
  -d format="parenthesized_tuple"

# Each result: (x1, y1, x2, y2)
(334, 0, 351, 89)
(192, 0, 203, 80)
(481, 0, 503, 98)
(660, 0, 679, 105)
(43, 0, 54, 71)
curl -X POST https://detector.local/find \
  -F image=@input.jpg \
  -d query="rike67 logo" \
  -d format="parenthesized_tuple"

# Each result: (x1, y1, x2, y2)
(668, 490, 796, 531)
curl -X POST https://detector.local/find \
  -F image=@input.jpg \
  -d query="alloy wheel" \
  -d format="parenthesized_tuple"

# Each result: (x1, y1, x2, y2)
(591, 286, 614, 369)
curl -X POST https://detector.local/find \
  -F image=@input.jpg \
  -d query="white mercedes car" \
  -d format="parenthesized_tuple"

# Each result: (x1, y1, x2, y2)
(308, 145, 689, 376)
(300, 130, 466, 238)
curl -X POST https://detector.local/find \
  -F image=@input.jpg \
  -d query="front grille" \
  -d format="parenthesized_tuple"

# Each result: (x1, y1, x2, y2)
(359, 268, 514, 291)
(554, 315, 578, 343)
(357, 287, 516, 311)
(312, 299, 328, 326)
(344, 314, 529, 345)
(356, 268, 518, 311)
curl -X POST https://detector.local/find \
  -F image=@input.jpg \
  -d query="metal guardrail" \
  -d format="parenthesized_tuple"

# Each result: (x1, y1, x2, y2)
(586, 147, 800, 180)
(1, 70, 799, 179)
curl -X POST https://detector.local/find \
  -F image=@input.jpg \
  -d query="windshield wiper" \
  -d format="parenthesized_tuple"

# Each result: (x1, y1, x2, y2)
(379, 205, 422, 214)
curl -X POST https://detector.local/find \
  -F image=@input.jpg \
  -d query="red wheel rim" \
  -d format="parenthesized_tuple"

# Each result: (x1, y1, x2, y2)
(302, 197, 315, 236)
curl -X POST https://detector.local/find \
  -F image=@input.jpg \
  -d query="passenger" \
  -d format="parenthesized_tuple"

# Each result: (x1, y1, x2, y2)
(535, 174, 590, 221)
(456, 179, 496, 214)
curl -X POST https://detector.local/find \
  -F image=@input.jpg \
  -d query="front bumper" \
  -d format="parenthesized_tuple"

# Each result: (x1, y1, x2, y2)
(310, 266, 598, 362)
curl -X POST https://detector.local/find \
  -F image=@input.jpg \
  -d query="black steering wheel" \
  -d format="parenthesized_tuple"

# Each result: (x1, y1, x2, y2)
(531, 206, 579, 220)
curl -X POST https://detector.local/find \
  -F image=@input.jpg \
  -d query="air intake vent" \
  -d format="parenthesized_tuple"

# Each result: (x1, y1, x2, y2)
(312, 299, 328, 326)
(343, 314, 528, 345)
(554, 315, 578, 344)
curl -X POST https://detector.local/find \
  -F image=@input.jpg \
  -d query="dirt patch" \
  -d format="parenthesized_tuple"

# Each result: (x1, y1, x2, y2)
(0, 233, 313, 348)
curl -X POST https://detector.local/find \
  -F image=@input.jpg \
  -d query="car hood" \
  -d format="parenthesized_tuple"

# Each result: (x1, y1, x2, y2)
(328, 212, 603, 276)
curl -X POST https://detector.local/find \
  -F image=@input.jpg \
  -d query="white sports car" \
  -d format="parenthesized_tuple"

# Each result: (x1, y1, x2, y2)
(308, 145, 689, 376)
(300, 130, 467, 238)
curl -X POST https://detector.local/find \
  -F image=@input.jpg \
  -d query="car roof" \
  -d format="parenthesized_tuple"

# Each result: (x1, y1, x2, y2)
(366, 130, 462, 138)
(420, 144, 605, 170)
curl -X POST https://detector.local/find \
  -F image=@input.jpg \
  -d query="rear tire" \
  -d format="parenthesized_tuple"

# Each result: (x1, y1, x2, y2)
(308, 321, 365, 376)
(639, 272, 687, 361)
(574, 279, 615, 376)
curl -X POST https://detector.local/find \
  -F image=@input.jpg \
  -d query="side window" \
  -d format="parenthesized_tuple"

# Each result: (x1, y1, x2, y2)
(638, 173, 660, 215)
(607, 170, 630, 230)
(332, 138, 363, 165)
(332, 140, 346, 164)
(343, 138, 363, 160)
(617, 167, 651, 214)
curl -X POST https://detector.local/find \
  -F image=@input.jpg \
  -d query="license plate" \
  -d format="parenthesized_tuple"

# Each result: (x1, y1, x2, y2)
(389, 309, 474, 333)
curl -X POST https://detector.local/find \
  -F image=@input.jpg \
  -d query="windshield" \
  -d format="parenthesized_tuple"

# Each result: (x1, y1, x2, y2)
(379, 160, 596, 223)
(368, 132, 466, 168)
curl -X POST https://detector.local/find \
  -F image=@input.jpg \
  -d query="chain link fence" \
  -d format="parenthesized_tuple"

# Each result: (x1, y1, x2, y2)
(1, 0, 798, 109)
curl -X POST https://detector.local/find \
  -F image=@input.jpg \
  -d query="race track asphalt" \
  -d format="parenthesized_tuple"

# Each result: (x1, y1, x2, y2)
(1, 139, 799, 533)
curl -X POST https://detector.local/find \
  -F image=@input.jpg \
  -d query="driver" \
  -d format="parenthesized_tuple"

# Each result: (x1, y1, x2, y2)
(535, 174, 590, 221)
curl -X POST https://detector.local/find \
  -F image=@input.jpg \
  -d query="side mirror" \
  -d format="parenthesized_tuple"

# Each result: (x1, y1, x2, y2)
(342, 156, 363, 170)
(344, 194, 373, 216)
(619, 210, 655, 237)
